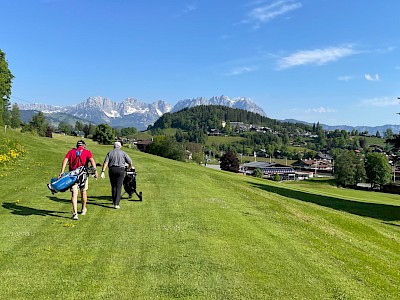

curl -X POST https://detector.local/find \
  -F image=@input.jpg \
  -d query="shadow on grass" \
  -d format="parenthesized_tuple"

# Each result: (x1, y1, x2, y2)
(47, 195, 113, 209)
(121, 192, 143, 202)
(2, 202, 68, 219)
(383, 222, 400, 228)
(90, 194, 142, 202)
(251, 182, 400, 221)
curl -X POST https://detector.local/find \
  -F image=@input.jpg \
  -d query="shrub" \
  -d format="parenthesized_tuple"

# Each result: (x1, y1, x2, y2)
(272, 174, 281, 181)
(253, 168, 263, 178)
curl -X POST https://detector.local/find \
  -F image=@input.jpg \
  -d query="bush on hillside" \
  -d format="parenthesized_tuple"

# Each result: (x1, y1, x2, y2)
(220, 150, 239, 173)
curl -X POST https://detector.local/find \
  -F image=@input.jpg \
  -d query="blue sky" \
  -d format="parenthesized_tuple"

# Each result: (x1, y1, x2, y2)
(2, 0, 400, 126)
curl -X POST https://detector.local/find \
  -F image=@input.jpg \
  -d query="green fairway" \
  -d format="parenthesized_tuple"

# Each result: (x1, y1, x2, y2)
(1, 130, 399, 299)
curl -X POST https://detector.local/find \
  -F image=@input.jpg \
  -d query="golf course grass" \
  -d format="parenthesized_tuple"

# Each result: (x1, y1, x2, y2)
(0, 130, 399, 299)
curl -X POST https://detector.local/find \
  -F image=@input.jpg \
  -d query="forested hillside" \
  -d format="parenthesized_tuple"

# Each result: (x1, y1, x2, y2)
(149, 105, 313, 132)
(146, 105, 389, 160)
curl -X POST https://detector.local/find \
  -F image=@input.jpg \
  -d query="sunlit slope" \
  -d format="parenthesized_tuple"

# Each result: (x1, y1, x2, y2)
(0, 130, 399, 299)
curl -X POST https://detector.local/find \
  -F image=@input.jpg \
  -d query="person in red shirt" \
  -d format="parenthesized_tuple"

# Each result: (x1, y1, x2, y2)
(59, 140, 98, 220)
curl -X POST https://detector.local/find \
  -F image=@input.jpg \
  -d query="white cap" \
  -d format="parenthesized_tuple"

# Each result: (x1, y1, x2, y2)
(114, 141, 122, 149)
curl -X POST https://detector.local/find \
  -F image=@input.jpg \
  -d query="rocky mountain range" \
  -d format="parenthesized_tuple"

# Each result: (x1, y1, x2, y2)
(18, 95, 266, 130)
(18, 96, 400, 133)
(171, 95, 266, 116)
(282, 119, 400, 135)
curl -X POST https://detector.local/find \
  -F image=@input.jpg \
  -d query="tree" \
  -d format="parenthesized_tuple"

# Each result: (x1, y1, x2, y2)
(120, 127, 137, 138)
(10, 103, 21, 128)
(147, 135, 185, 161)
(75, 121, 83, 131)
(58, 120, 72, 135)
(253, 168, 263, 178)
(0, 49, 14, 127)
(93, 123, 114, 145)
(83, 123, 96, 137)
(272, 173, 281, 181)
(365, 152, 392, 189)
(384, 128, 394, 139)
(220, 150, 240, 173)
(22, 111, 48, 136)
(334, 150, 366, 187)
(359, 137, 367, 149)
(2, 107, 10, 126)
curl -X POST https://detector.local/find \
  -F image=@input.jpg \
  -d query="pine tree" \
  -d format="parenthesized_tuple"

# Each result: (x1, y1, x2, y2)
(0, 49, 14, 126)
(10, 103, 21, 128)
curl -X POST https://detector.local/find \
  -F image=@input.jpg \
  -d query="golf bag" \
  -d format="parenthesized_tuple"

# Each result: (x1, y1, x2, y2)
(47, 149, 96, 194)
(123, 167, 142, 201)
(47, 166, 88, 194)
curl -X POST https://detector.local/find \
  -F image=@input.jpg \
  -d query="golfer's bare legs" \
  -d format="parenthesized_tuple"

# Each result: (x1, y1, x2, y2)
(81, 190, 87, 211)
(71, 188, 79, 215)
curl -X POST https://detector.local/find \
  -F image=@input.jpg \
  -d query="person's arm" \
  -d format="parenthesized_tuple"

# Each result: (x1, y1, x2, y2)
(125, 153, 133, 169)
(89, 157, 98, 178)
(59, 157, 69, 178)
(101, 162, 108, 179)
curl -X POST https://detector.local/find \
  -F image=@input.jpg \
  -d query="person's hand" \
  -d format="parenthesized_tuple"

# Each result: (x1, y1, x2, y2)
(101, 171, 105, 179)
(58, 172, 64, 178)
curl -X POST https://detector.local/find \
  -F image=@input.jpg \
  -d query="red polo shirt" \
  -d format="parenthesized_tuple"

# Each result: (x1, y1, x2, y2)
(65, 146, 93, 171)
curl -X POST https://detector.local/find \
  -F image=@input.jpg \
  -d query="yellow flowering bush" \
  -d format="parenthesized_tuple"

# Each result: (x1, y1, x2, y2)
(0, 138, 27, 167)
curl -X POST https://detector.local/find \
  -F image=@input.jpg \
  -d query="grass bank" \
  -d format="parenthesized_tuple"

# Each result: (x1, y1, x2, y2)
(0, 130, 399, 299)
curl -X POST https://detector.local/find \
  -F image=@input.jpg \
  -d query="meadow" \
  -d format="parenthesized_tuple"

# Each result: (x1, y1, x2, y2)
(0, 130, 399, 299)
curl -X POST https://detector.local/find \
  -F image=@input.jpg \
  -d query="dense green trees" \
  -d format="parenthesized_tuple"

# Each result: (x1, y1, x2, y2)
(83, 123, 96, 137)
(93, 124, 114, 144)
(334, 150, 366, 187)
(120, 127, 137, 137)
(150, 105, 312, 136)
(0, 49, 14, 127)
(21, 111, 49, 137)
(58, 121, 72, 135)
(147, 136, 186, 161)
(365, 153, 392, 188)
(74, 121, 84, 131)
(148, 105, 377, 159)
(220, 151, 240, 173)
(333, 150, 393, 189)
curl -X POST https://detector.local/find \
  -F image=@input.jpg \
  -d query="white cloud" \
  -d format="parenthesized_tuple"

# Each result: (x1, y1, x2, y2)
(364, 73, 380, 81)
(305, 107, 337, 113)
(174, 3, 197, 17)
(244, 0, 302, 28)
(276, 45, 356, 70)
(289, 107, 337, 114)
(225, 66, 257, 76)
(183, 4, 197, 14)
(337, 75, 354, 81)
(361, 97, 398, 107)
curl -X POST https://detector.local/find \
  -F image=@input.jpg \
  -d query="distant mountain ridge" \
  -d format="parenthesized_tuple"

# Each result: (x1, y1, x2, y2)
(18, 95, 266, 130)
(19, 96, 399, 133)
(171, 95, 266, 116)
(282, 119, 400, 134)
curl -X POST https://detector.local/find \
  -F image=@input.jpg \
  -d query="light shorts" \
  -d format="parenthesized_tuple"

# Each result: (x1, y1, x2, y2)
(70, 179, 89, 192)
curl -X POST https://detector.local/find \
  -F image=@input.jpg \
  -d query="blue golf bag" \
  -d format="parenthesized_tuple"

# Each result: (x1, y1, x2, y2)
(47, 166, 88, 194)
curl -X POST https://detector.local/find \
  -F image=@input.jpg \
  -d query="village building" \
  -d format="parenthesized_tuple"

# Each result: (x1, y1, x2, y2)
(240, 161, 296, 180)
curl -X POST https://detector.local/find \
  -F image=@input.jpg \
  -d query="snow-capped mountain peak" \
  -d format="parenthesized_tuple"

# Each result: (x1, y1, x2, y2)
(171, 95, 266, 116)
(17, 95, 264, 130)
